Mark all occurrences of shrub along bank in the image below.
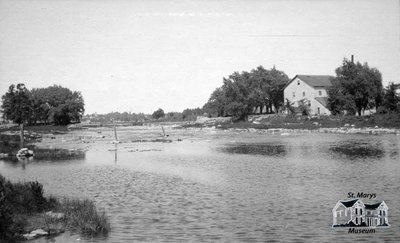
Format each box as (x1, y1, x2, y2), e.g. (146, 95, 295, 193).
(0, 174, 110, 242)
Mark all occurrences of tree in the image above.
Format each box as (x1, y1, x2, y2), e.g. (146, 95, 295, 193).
(247, 66, 289, 114)
(31, 85, 85, 125)
(182, 107, 203, 120)
(297, 98, 311, 116)
(222, 71, 254, 120)
(380, 82, 400, 113)
(268, 66, 290, 112)
(327, 79, 357, 115)
(203, 88, 226, 117)
(1, 84, 32, 146)
(284, 98, 295, 115)
(327, 58, 383, 116)
(152, 108, 165, 120)
(202, 66, 290, 120)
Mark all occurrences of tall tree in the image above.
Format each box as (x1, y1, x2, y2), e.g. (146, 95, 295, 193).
(381, 82, 400, 112)
(1, 84, 32, 147)
(222, 71, 254, 120)
(203, 66, 290, 120)
(268, 66, 290, 112)
(31, 85, 84, 125)
(328, 58, 383, 116)
(203, 88, 226, 117)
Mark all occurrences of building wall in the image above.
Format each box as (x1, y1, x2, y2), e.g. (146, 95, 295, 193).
(333, 204, 351, 226)
(284, 77, 331, 115)
(313, 99, 331, 115)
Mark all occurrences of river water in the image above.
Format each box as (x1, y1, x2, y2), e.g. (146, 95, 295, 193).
(1, 127, 400, 242)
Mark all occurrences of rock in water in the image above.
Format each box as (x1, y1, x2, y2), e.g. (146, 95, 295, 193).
(16, 148, 34, 158)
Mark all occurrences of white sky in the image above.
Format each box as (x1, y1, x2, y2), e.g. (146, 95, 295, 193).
(0, 0, 399, 114)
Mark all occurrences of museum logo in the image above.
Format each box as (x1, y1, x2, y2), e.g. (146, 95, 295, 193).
(332, 196, 390, 234)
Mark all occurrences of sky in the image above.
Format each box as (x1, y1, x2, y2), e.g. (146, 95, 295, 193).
(0, 0, 399, 114)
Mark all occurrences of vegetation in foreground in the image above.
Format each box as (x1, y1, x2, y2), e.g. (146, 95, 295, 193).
(0, 174, 109, 242)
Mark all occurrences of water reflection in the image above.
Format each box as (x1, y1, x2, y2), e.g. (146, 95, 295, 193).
(220, 143, 287, 157)
(329, 140, 385, 159)
(34, 148, 86, 160)
(0, 142, 86, 162)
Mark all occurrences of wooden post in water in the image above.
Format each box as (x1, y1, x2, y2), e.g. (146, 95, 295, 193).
(161, 126, 166, 137)
(114, 125, 118, 141)
(19, 123, 24, 148)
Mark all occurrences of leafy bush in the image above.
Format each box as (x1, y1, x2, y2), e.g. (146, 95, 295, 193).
(0, 174, 110, 241)
(0, 175, 53, 241)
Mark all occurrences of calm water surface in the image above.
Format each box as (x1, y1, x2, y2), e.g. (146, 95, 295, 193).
(1, 127, 400, 242)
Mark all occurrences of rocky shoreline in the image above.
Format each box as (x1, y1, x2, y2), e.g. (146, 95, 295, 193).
(180, 125, 400, 135)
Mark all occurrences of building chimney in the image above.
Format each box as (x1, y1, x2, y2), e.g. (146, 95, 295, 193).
(351, 55, 354, 63)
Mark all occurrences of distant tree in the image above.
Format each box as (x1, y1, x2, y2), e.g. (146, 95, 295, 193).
(380, 82, 400, 113)
(152, 108, 165, 120)
(84, 112, 148, 123)
(327, 58, 383, 116)
(1, 84, 32, 146)
(182, 107, 203, 120)
(166, 112, 183, 121)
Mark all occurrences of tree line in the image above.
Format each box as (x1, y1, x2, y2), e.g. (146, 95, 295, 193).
(202, 66, 289, 120)
(1, 84, 85, 126)
(85, 107, 204, 123)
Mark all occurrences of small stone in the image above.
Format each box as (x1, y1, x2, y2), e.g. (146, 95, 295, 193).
(31, 229, 48, 235)
(23, 233, 37, 240)
(46, 211, 65, 219)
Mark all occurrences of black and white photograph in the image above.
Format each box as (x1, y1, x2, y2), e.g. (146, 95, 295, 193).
(0, 0, 399, 242)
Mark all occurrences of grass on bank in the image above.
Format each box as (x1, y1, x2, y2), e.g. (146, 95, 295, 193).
(210, 113, 400, 130)
(0, 174, 110, 242)
(0, 124, 69, 133)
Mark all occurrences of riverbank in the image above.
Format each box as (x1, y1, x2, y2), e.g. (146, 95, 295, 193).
(0, 174, 110, 242)
(179, 113, 400, 132)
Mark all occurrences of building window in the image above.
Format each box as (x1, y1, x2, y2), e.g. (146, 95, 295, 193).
(302, 91, 305, 97)
(319, 90, 322, 96)
(292, 92, 295, 98)
(317, 107, 320, 114)
(297, 80, 300, 85)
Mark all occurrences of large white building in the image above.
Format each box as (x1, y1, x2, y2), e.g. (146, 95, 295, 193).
(283, 75, 334, 115)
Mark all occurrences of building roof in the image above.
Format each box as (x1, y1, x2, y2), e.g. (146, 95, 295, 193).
(284, 75, 334, 90)
(365, 202, 383, 210)
(341, 199, 359, 207)
(297, 75, 334, 87)
(315, 97, 329, 108)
